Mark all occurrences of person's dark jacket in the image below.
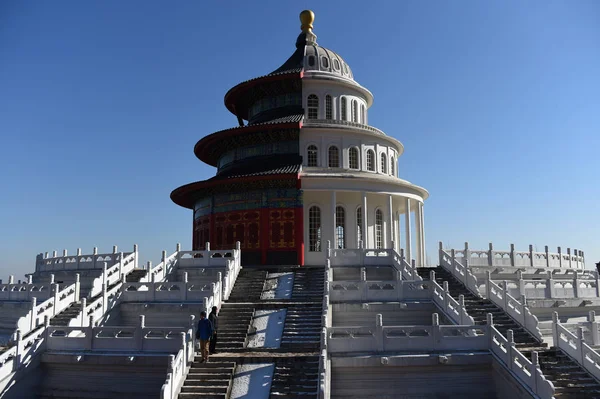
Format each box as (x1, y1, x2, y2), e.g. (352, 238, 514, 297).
(208, 311, 218, 333)
(196, 318, 213, 340)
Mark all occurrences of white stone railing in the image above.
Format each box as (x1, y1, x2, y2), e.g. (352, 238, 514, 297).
(489, 318, 555, 398)
(88, 252, 137, 299)
(445, 242, 585, 270)
(141, 243, 241, 301)
(35, 245, 138, 273)
(330, 279, 431, 302)
(328, 245, 422, 281)
(501, 273, 600, 299)
(47, 314, 194, 352)
(327, 313, 486, 353)
(121, 279, 222, 306)
(141, 249, 179, 283)
(0, 326, 46, 384)
(430, 274, 475, 325)
(0, 283, 54, 302)
(318, 263, 331, 399)
(485, 275, 543, 341)
(439, 245, 481, 296)
(303, 118, 386, 136)
(68, 280, 123, 328)
(552, 311, 600, 382)
(554, 311, 599, 346)
(13, 279, 80, 340)
(161, 317, 195, 399)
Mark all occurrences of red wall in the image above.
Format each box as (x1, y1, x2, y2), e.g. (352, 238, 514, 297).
(193, 207, 304, 265)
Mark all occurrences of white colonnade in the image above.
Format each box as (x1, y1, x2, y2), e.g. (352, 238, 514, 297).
(303, 190, 426, 266)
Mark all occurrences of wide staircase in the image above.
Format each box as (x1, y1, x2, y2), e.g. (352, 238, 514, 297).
(418, 266, 600, 398)
(215, 304, 253, 353)
(291, 269, 325, 301)
(270, 356, 320, 398)
(179, 360, 236, 398)
(280, 303, 322, 352)
(227, 269, 267, 302)
(176, 266, 323, 398)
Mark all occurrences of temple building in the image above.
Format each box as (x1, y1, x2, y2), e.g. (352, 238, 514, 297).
(171, 10, 428, 267)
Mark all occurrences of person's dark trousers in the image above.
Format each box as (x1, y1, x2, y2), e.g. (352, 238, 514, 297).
(209, 333, 218, 354)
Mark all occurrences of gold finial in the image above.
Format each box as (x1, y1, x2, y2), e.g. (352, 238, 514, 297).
(300, 10, 315, 33)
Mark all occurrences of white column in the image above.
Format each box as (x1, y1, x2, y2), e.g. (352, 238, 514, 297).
(415, 202, 423, 266)
(420, 202, 426, 266)
(404, 198, 412, 261)
(331, 191, 337, 249)
(388, 195, 394, 249)
(362, 191, 368, 248)
(394, 211, 400, 253)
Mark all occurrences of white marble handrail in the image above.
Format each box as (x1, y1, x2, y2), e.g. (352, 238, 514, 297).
(141, 243, 242, 301)
(498, 274, 600, 299)
(430, 275, 475, 325)
(0, 284, 54, 301)
(552, 312, 600, 382)
(485, 276, 543, 341)
(0, 326, 46, 384)
(47, 316, 194, 352)
(327, 314, 486, 353)
(328, 245, 422, 281)
(439, 246, 481, 296)
(88, 252, 137, 299)
(68, 280, 123, 328)
(444, 242, 585, 269)
(330, 280, 431, 302)
(13, 280, 80, 340)
(36, 245, 138, 273)
(160, 319, 195, 399)
(121, 280, 222, 306)
(489, 323, 555, 398)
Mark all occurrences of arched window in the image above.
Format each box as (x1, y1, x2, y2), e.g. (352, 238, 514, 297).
(381, 153, 387, 174)
(333, 59, 340, 70)
(308, 56, 315, 67)
(322, 57, 329, 69)
(307, 94, 319, 119)
(356, 207, 363, 246)
(361, 104, 366, 123)
(335, 206, 346, 249)
(390, 157, 395, 176)
(375, 209, 383, 249)
(352, 100, 358, 122)
(309, 206, 321, 252)
(328, 146, 340, 168)
(366, 150, 375, 171)
(307, 145, 318, 167)
(341, 97, 347, 121)
(325, 95, 333, 120)
(349, 147, 359, 169)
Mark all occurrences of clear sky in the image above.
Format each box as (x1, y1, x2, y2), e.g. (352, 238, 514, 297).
(1, 1, 599, 278)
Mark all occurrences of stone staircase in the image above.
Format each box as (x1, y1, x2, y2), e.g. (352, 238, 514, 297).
(418, 266, 600, 398)
(291, 269, 325, 301)
(227, 269, 267, 302)
(280, 303, 322, 352)
(270, 356, 320, 398)
(179, 360, 235, 398)
(126, 269, 147, 282)
(50, 301, 83, 326)
(215, 304, 254, 353)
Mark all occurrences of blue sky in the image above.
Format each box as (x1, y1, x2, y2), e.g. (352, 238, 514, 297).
(1, 1, 598, 277)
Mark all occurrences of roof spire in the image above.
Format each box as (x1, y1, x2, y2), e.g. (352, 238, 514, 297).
(300, 10, 317, 45)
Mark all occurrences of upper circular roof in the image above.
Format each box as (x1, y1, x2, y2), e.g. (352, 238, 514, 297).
(303, 45, 354, 80)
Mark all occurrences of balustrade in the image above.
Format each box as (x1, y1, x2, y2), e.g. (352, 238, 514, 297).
(442, 242, 585, 270)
